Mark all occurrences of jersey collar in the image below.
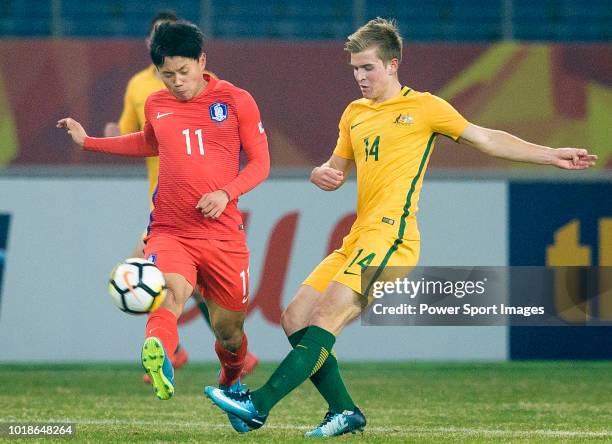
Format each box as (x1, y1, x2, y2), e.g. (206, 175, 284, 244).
(369, 85, 413, 107)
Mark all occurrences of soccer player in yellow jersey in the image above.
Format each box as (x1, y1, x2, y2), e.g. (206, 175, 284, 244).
(104, 11, 258, 383)
(205, 18, 597, 435)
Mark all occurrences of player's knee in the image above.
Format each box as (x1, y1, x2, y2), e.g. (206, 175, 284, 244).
(280, 309, 289, 331)
(218, 330, 244, 352)
(163, 281, 192, 317)
(280, 308, 293, 333)
(308, 303, 327, 327)
(280, 306, 305, 336)
(161, 290, 183, 317)
(309, 301, 342, 333)
(213, 322, 244, 351)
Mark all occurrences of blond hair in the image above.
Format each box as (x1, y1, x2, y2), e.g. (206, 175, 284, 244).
(345, 18, 403, 64)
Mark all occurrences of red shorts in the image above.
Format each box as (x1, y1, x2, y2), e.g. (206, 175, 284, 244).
(144, 234, 250, 311)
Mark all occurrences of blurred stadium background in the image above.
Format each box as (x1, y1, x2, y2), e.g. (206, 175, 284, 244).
(0, 1, 610, 441)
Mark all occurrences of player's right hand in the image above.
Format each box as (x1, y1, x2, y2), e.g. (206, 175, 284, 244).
(311, 166, 344, 191)
(57, 117, 88, 147)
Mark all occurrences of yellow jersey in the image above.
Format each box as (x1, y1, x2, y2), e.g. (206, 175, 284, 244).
(333, 86, 469, 240)
(118, 65, 217, 206)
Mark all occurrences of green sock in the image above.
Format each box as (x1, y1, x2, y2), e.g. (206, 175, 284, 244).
(194, 290, 212, 328)
(288, 327, 356, 413)
(251, 326, 335, 415)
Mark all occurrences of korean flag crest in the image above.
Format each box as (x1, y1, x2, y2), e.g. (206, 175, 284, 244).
(209, 102, 228, 122)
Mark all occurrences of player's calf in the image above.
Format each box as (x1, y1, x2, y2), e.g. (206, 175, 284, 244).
(240, 351, 259, 379)
(215, 335, 248, 387)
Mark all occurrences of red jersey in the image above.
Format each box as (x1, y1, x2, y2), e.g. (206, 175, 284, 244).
(84, 74, 269, 240)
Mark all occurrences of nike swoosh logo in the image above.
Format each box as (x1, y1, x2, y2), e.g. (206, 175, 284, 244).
(242, 296, 248, 304)
(296, 345, 308, 349)
(216, 390, 252, 415)
(350, 121, 365, 130)
(156, 112, 173, 119)
(227, 401, 251, 415)
(343, 269, 359, 276)
(123, 271, 136, 293)
(123, 271, 142, 301)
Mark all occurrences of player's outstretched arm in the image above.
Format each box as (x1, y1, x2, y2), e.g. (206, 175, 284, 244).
(58, 117, 158, 157)
(311, 154, 354, 191)
(458, 123, 598, 170)
(57, 118, 88, 147)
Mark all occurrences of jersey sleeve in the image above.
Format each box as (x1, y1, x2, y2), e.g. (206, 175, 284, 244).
(421, 93, 470, 141)
(118, 78, 141, 134)
(84, 100, 158, 156)
(83, 130, 158, 156)
(221, 90, 270, 201)
(142, 99, 158, 148)
(332, 104, 354, 160)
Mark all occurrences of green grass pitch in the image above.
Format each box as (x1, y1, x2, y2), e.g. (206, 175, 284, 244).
(1, 362, 611, 443)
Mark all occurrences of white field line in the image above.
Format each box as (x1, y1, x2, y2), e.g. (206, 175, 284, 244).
(6, 418, 611, 438)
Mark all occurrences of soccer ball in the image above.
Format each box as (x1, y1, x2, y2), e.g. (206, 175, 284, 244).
(108, 258, 166, 314)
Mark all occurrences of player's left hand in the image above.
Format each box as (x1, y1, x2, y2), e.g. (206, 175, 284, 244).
(551, 148, 598, 170)
(196, 190, 230, 219)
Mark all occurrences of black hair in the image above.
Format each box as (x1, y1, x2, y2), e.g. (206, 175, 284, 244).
(148, 10, 179, 35)
(150, 21, 205, 67)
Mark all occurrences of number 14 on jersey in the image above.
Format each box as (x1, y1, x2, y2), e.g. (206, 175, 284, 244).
(364, 136, 380, 162)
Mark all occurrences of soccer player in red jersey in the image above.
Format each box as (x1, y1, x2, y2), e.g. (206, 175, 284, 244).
(58, 21, 269, 431)
(104, 10, 259, 384)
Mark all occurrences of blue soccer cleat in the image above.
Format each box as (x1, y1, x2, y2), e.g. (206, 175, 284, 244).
(304, 407, 367, 437)
(204, 386, 268, 430)
(141, 337, 175, 400)
(218, 377, 252, 433)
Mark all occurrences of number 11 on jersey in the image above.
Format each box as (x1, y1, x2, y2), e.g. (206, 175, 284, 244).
(182, 128, 204, 155)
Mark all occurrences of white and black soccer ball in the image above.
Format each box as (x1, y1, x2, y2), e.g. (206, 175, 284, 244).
(108, 258, 166, 314)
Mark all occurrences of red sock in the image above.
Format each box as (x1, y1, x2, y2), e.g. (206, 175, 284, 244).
(145, 307, 178, 361)
(215, 334, 248, 387)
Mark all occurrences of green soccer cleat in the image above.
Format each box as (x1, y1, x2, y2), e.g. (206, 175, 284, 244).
(141, 337, 175, 400)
